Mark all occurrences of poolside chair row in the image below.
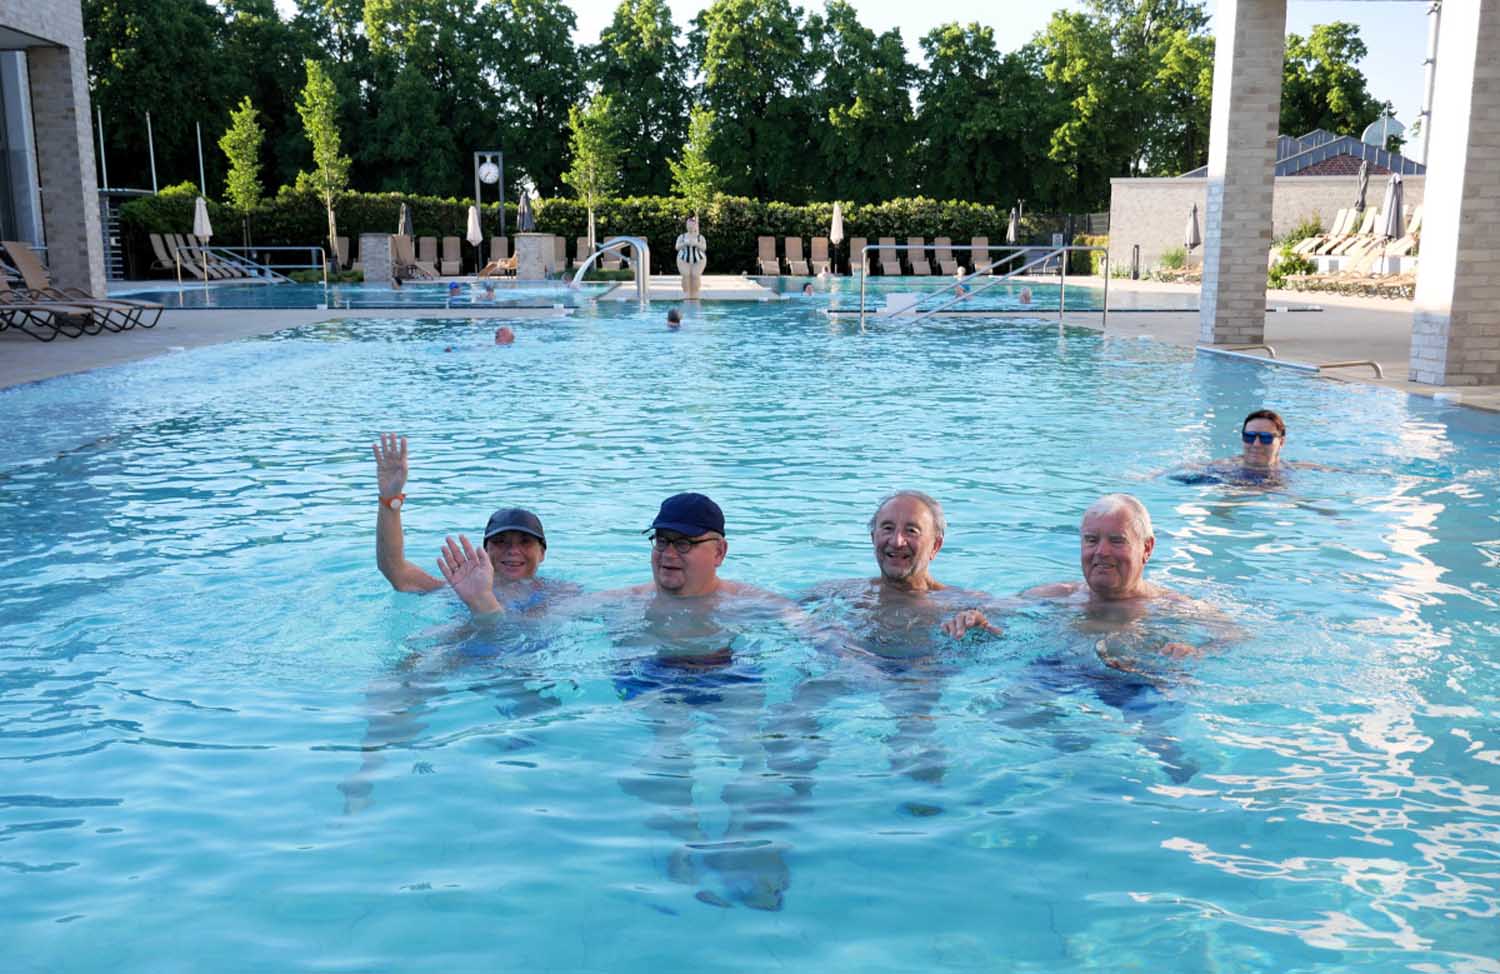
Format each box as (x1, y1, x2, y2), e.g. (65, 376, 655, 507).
(148, 233, 265, 282)
(1, 240, 162, 341)
(757, 235, 1017, 277)
(1289, 205, 1423, 260)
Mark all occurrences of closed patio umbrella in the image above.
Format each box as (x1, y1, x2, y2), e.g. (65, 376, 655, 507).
(1184, 203, 1201, 252)
(829, 201, 844, 273)
(516, 193, 535, 233)
(1380, 173, 1404, 239)
(466, 204, 483, 271)
(1005, 207, 1018, 245)
(398, 203, 414, 238)
(1354, 159, 1369, 214)
(193, 195, 213, 242)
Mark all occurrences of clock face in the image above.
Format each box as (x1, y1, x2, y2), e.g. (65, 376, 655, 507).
(478, 161, 501, 185)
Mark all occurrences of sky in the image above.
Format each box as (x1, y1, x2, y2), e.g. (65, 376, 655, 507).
(565, 0, 1433, 136)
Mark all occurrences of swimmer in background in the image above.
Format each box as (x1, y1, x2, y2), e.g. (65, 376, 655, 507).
(494, 326, 515, 345)
(666, 307, 682, 330)
(952, 268, 969, 296)
(1168, 409, 1322, 486)
(390, 274, 403, 290)
(801, 282, 814, 296)
(1018, 286, 1032, 305)
(481, 281, 497, 301)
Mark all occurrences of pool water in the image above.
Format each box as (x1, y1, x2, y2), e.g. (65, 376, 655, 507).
(2, 302, 1497, 972)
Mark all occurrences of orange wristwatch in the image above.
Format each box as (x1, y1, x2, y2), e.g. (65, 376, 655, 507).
(380, 493, 405, 511)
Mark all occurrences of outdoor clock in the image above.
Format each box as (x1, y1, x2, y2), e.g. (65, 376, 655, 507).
(478, 161, 501, 184)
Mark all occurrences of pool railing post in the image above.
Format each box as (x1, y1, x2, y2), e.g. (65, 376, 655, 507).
(1059, 245, 1067, 323)
(1101, 250, 1110, 332)
(859, 242, 868, 334)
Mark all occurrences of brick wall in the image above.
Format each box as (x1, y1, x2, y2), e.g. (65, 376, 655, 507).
(1108, 174, 1428, 274)
(0, 0, 105, 295)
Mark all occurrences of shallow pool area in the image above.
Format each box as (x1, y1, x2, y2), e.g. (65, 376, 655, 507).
(2, 300, 1497, 971)
(120, 278, 615, 309)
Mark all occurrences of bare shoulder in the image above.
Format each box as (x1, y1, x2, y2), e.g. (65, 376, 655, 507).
(721, 579, 794, 605)
(1022, 581, 1083, 600)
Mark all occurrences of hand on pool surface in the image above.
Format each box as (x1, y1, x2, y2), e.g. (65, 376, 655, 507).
(373, 432, 409, 497)
(940, 609, 1003, 639)
(438, 534, 502, 615)
(1159, 641, 1203, 658)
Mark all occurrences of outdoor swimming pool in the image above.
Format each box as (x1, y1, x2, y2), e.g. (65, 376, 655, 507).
(2, 300, 1496, 971)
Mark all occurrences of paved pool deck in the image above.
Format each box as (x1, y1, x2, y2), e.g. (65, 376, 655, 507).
(1, 275, 1496, 411)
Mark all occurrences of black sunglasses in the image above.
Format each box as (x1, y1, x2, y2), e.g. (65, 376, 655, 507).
(1242, 431, 1281, 444)
(650, 534, 720, 554)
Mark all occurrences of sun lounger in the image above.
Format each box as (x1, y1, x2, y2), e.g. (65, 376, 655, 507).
(756, 236, 780, 275)
(809, 237, 831, 275)
(391, 234, 435, 279)
(971, 237, 991, 273)
(933, 237, 958, 275)
(160, 234, 209, 280)
(551, 236, 567, 275)
(418, 236, 438, 268)
(1291, 209, 1346, 256)
(1384, 204, 1423, 258)
(3, 241, 162, 329)
(906, 237, 931, 275)
(847, 237, 868, 276)
(439, 236, 461, 275)
(877, 237, 901, 276)
(785, 237, 810, 276)
(147, 233, 179, 275)
(489, 236, 510, 261)
(0, 290, 104, 340)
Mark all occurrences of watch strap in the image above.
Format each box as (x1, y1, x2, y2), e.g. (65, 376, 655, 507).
(379, 493, 406, 511)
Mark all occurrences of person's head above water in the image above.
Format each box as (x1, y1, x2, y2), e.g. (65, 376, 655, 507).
(483, 507, 547, 582)
(644, 492, 726, 597)
(495, 326, 515, 345)
(867, 490, 946, 591)
(801, 282, 814, 296)
(666, 307, 682, 329)
(1078, 494, 1155, 601)
(1240, 409, 1286, 469)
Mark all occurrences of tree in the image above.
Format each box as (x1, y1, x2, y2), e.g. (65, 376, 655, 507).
(295, 59, 350, 255)
(562, 96, 623, 250)
(588, 0, 689, 196)
(669, 105, 721, 220)
(218, 96, 264, 245)
(491, 0, 584, 197)
(693, 0, 820, 202)
(807, 2, 916, 204)
(1281, 23, 1387, 137)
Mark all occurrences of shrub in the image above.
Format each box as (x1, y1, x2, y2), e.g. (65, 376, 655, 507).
(1268, 243, 1315, 289)
(1070, 234, 1108, 275)
(1275, 214, 1324, 247)
(1157, 246, 1187, 270)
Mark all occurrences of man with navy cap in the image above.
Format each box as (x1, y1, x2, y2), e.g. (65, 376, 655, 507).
(372, 432, 555, 605)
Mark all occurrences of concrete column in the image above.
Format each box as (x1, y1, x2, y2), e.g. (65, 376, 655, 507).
(1198, 0, 1286, 346)
(1409, 0, 1500, 387)
(515, 233, 550, 280)
(26, 44, 105, 296)
(360, 234, 391, 286)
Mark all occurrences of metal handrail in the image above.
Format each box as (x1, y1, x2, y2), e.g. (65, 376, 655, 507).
(570, 236, 650, 303)
(1318, 359, 1385, 378)
(1225, 343, 1277, 358)
(857, 243, 1110, 333)
(173, 243, 317, 288)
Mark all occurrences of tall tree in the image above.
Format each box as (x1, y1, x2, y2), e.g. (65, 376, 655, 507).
(83, 0, 229, 192)
(692, 0, 820, 202)
(807, 2, 916, 204)
(588, 0, 689, 196)
(562, 95, 623, 249)
(491, 0, 584, 198)
(1280, 23, 1387, 137)
(295, 59, 350, 254)
(220, 0, 312, 193)
(218, 96, 264, 244)
(669, 105, 721, 220)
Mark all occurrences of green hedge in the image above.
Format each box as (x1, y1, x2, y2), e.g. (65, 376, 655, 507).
(120, 185, 1061, 277)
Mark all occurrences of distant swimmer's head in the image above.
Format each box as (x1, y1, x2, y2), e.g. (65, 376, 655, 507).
(802, 282, 814, 296)
(495, 326, 515, 345)
(1240, 409, 1286, 469)
(484, 507, 547, 580)
(666, 308, 682, 329)
(644, 493, 727, 597)
(868, 491, 946, 587)
(1079, 494, 1154, 601)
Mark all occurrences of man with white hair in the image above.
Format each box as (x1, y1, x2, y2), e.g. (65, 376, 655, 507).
(943, 494, 1217, 656)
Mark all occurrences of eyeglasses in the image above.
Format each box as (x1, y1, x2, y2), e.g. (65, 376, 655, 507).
(1242, 431, 1281, 445)
(650, 534, 720, 554)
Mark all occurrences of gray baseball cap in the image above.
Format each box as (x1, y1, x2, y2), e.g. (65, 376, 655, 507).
(483, 508, 546, 548)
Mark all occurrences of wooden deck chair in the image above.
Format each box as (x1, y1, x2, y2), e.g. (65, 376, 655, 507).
(785, 237, 810, 276)
(877, 237, 901, 276)
(418, 236, 438, 267)
(440, 236, 462, 276)
(1330, 209, 1380, 256)
(0, 252, 147, 332)
(971, 237, 991, 273)
(1314, 208, 1361, 255)
(847, 236, 868, 276)
(809, 237, 831, 275)
(933, 237, 958, 275)
(756, 236, 781, 275)
(906, 237, 931, 275)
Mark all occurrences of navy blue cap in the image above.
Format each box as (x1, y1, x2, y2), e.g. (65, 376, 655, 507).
(644, 492, 725, 537)
(484, 508, 546, 547)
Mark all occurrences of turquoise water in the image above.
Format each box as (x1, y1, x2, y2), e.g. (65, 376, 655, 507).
(2, 302, 1498, 972)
